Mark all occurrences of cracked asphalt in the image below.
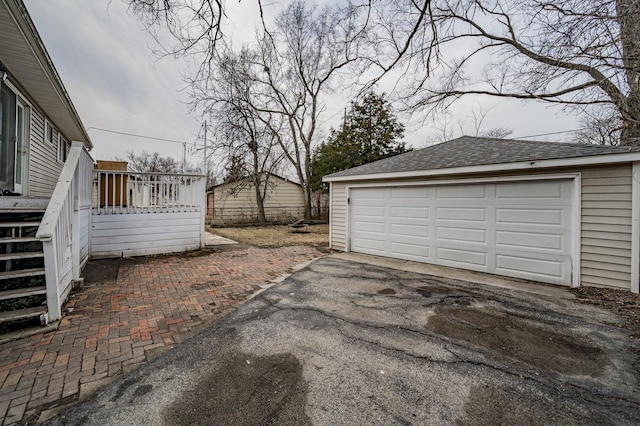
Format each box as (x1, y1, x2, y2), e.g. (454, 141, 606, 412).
(46, 256, 640, 425)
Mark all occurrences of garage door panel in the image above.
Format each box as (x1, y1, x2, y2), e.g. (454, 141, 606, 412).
(496, 208, 565, 226)
(496, 254, 568, 283)
(352, 220, 385, 233)
(390, 241, 430, 259)
(437, 226, 486, 243)
(391, 187, 430, 199)
(353, 187, 386, 199)
(349, 180, 574, 286)
(437, 247, 488, 267)
(436, 207, 486, 222)
(496, 181, 563, 199)
(496, 230, 565, 251)
(390, 206, 429, 220)
(436, 185, 486, 199)
(351, 237, 385, 254)
(352, 205, 384, 216)
(391, 223, 429, 237)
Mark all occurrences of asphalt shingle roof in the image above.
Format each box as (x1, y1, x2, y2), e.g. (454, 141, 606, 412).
(325, 136, 634, 179)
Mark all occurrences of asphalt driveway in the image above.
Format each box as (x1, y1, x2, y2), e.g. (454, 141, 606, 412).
(46, 256, 640, 425)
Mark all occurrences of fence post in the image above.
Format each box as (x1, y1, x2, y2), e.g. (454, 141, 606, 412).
(42, 238, 61, 323)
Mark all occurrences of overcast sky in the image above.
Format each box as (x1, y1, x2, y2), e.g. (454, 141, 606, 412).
(22, 0, 581, 173)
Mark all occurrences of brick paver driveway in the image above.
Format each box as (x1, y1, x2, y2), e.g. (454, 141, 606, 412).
(0, 245, 323, 425)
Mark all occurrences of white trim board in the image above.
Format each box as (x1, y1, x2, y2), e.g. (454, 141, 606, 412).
(342, 173, 579, 188)
(631, 162, 640, 293)
(328, 182, 333, 249)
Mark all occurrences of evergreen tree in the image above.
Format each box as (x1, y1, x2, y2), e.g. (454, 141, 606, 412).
(311, 92, 410, 192)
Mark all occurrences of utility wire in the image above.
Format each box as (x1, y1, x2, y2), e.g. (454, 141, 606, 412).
(86, 127, 187, 144)
(512, 128, 584, 140)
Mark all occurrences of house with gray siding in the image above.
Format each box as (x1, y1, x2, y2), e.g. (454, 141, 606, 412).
(0, 0, 206, 339)
(324, 136, 640, 293)
(0, 0, 95, 336)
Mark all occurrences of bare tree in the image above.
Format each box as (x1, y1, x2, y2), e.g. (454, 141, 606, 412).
(246, 2, 366, 220)
(481, 127, 514, 139)
(367, 0, 639, 145)
(120, 150, 181, 173)
(425, 104, 513, 145)
(126, 1, 640, 146)
(197, 48, 286, 223)
(572, 107, 623, 146)
(124, 0, 228, 80)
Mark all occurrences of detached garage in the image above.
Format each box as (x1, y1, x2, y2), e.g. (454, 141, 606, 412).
(323, 136, 640, 293)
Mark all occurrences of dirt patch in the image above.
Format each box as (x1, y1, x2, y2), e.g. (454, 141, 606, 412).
(208, 225, 329, 251)
(164, 353, 310, 426)
(83, 258, 121, 284)
(426, 305, 605, 376)
(572, 286, 640, 339)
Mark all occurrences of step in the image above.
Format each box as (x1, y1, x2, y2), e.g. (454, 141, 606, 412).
(0, 321, 58, 345)
(0, 237, 40, 244)
(0, 306, 47, 323)
(0, 197, 48, 210)
(0, 222, 41, 228)
(0, 286, 46, 301)
(0, 252, 43, 261)
(0, 268, 45, 280)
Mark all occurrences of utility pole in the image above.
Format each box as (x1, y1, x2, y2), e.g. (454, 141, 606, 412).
(182, 142, 186, 173)
(203, 121, 207, 185)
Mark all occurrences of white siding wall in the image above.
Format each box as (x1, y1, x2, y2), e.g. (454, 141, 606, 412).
(91, 212, 202, 258)
(330, 182, 347, 250)
(28, 108, 63, 197)
(581, 165, 632, 289)
(213, 177, 305, 224)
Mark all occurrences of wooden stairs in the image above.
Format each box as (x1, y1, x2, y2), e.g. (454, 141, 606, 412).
(0, 199, 56, 341)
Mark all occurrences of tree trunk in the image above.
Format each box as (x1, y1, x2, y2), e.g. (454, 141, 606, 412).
(303, 182, 312, 221)
(621, 114, 640, 146)
(618, 0, 640, 145)
(253, 174, 267, 223)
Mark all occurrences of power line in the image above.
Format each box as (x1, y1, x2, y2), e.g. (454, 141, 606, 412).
(86, 127, 187, 145)
(512, 128, 584, 140)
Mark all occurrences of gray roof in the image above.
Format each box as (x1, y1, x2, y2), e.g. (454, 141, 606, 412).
(325, 136, 634, 178)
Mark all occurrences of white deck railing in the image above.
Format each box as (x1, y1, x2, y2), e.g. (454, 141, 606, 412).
(91, 170, 206, 258)
(93, 171, 204, 215)
(36, 142, 94, 323)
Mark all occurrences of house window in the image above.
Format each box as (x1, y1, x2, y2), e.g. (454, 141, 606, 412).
(45, 120, 54, 144)
(57, 135, 68, 162)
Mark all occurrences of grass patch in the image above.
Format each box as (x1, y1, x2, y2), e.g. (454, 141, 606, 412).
(208, 224, 329, 250)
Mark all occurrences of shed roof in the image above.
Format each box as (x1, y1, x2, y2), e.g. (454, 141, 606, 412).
(208, 172, 301, 192)
(324, 136, 635, 180)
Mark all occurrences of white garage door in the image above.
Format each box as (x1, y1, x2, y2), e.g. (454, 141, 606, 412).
(349, 180, 574, 285)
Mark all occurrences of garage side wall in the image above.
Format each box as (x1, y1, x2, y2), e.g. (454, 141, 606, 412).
(330, 183, 347, 250)
(580, 165, 632, 289)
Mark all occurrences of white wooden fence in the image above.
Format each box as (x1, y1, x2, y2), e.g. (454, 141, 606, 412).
(91, 170, 206, 258)
(36, 142, 94, 323)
